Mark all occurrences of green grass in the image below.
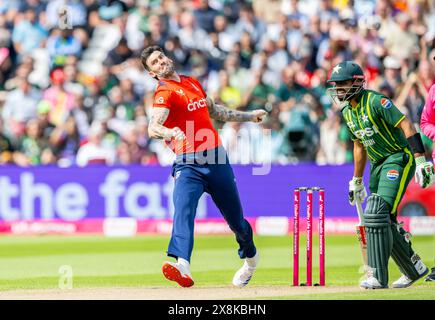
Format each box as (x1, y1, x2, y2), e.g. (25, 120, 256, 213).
(0, 234, 433, 299)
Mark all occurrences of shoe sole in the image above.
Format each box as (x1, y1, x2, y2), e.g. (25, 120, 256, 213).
(392, 268, 429, 288)
(162, 262, 194, 288)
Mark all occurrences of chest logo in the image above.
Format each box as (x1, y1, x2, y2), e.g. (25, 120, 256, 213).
(361, 114, 369, 123)
(176, 89, 184, 96)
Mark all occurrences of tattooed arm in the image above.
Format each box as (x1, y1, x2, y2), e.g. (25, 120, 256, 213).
(206, 96, 267, 123)
(148, 107, 185, 141)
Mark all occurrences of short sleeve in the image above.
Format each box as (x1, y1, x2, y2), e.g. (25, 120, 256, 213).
(153, 89, 172, 109)
(373, 95, 405, 127)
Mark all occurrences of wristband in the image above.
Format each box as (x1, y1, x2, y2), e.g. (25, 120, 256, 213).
(407, 133, 425, 155)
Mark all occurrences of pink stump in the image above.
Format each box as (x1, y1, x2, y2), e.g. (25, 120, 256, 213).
(293, 189, 300, 286)
(319, 189, 325, 286)
(306, 189, 313, 286)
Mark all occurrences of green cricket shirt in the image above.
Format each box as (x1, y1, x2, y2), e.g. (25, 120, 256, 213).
(341, 90, 408, 163)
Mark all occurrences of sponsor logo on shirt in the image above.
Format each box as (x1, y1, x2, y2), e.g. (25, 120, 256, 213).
(156, 96, 165, 104)
(354, 126, 378, 138)
(187, 98, 207, 111)
(386, 169, 399, 180)
(381, 98, 392, 109)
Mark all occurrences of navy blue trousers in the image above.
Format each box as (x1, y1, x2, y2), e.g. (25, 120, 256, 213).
(167, 147, 257, 262)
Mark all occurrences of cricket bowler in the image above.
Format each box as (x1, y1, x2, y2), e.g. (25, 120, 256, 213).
(141, 46, 266, 288)
(327, 61, 433, 289)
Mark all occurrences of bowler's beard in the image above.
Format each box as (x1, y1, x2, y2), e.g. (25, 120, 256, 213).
(158, 62, 175, 78)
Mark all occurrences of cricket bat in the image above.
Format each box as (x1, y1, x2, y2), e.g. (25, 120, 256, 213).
(355, 198, 368, 272)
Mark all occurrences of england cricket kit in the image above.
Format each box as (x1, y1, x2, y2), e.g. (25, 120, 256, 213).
(153, 76, 256, 262)
(341, 89, 416, 214)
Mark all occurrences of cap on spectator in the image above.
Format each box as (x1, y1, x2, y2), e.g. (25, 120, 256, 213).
(37, 100, 51, 114)
(50, 68, 65, 85)
(384, 56, 401, 69)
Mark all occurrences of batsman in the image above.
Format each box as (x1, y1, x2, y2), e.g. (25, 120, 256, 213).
(327, 61, 433, 289)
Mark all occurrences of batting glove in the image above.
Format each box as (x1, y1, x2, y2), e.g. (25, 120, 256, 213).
(414, 156, 435, 188)
(348, 177, 367, 206)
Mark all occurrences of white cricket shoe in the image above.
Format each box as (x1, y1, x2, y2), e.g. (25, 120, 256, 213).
(232, 252, 259, 288)
(162, 261, 194, 287)
(392, 267, 429, 289)
(360, 276, 388, 289)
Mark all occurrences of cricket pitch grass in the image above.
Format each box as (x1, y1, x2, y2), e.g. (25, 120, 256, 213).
(0, 234, 433, 300)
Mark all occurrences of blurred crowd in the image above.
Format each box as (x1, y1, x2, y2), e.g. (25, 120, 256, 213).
(0, 0, 434, 167)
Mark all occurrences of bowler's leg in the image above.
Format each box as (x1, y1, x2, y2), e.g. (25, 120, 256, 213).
(167, 165, 205, 262)
(207, 162, 256, 259)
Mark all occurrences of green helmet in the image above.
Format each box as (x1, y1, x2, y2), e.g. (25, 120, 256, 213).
(326, 61, 365, 104)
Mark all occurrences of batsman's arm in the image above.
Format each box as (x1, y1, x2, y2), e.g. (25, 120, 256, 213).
(206, 96, 266, 123)
(397, 117, 425, 158)
(148, 108, 175, 141)
(353, 140, 367, 178)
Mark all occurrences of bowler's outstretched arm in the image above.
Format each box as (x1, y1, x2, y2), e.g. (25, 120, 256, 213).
(206, 97, 265, 123)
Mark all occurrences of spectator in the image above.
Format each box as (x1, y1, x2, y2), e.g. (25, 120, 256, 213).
(243, 68, 275, 112)
(104, 37, 134, 74)
(212, 14, 237, 53)
(12, 7, 48, 62)
(384, 12, 419, 61)
(379, 56, 402, 91)
(36, 99, 56, 138)
(217, 70, 242, 110)
(275, 65, 310, 106)
(2, 76, 41, 141)
(0, 118, 15, 164)
(234, 3, 266, 45)
(14, 118, 53, 165)
(76, 121, 116, 166)
(43, 68, 75, 127)
(193, 0, 219, 33)
(177, 10, 210, 51)
(46, 28, 83, 68)
(125, 0, 152, 51)
(395, 72, 428, 124)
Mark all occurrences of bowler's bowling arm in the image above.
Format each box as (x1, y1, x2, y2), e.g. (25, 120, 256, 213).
(206, 96, 254, 122)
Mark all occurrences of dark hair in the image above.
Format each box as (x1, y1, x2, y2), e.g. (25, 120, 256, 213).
(140, 45, 164, 71)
